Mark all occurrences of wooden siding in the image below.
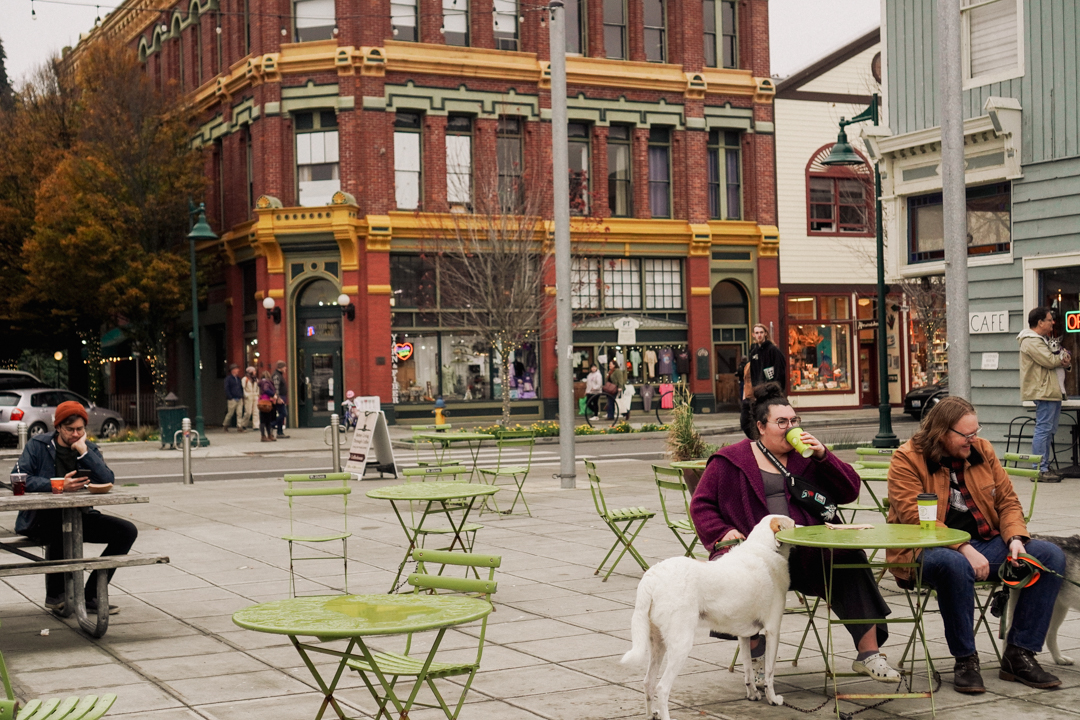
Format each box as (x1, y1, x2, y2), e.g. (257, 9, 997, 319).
(885, 0, 1079, 163)
(968, 157, 1080, 445)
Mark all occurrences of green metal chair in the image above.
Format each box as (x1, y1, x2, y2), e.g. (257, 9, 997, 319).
(347, 549, 499, 720)
(477, 437, 535, 516)
(585, 459, 655, 581)
(282, 473, 352, 597)
(401, 466, 483, 552)
(1003, 452, 1042, 523)
(407, 424, 453, 464)
(651, 465, 698, 558)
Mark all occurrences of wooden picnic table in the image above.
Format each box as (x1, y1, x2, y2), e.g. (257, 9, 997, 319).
(0, 491, 169, 637)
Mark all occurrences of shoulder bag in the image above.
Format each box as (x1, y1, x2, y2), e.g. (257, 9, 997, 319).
(756, 441, 838, 523)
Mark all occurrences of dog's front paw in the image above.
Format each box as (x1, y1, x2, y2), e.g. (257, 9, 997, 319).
(745, 683, 762, 701)
(1055, 654, 1075, 666)
(767, 692, 784, 707)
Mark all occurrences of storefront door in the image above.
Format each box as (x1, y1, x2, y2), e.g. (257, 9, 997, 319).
(295, 280, 344, 427)
(714, 344, 742, 408)
(859, 341, 878, 407)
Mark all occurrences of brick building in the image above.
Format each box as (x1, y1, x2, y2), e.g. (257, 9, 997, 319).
(71, 0, 779, 426)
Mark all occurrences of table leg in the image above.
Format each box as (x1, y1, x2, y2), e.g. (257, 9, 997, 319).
(292, 636, 356, 720)
(386, 501, 421, 594)
(349, 630, 448, 720)
(61, 509, 109, 638)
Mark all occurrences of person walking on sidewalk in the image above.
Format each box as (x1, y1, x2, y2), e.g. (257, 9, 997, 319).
(241, 366, 260, 430)
(1018, 307, 1072, 482)
(740, 324, 787, 439)
(223, 364, 245, 432)
(604, 359, 626, 422)
(272, 360, 289, 438)
(585, 364, 603, 421)
(257, 372, 279, 442)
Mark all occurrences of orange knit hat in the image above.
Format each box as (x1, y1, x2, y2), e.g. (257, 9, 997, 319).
(54, 401, 88, 427)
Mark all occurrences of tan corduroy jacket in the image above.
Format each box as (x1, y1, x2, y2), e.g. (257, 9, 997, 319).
(885, 437, 1027, 582)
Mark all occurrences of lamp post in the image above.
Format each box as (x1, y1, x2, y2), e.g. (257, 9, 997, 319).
(53, 351, 63, 387)
(132, 350, 141, 428)
(187, 203, 218, 446)
(823, 94, 898, 448)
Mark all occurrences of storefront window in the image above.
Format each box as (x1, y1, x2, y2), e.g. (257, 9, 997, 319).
(1043, 265, 1080, 397)
(787, 296, 853, 393)
(394, 333, 440, 402)
(440, 335, 491, 401)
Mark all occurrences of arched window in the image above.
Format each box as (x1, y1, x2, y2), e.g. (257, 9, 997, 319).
(805, 144, 873, 236)
(298, 279, 341, 307)
(711, 280, 748, 325)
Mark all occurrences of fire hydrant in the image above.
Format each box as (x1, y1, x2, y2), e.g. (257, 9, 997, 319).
(433, 397, 447, 425)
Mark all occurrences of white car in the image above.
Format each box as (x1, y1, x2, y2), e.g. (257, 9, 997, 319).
(0, 387, 125, 444)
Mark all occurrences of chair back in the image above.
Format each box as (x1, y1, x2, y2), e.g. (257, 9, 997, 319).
(494, 437, 535, 468)
(492, 430, 533, 439)
(402, 465, 470, 482)
(283, 472, 352, 532)
(1002, 453, 1042, 522)
(411, 424, 452, 434)
(584, 459, 610, 518)
(856, 447, 896, 458)
(652, 465, 693, 528)
(409, 549, 500, 666)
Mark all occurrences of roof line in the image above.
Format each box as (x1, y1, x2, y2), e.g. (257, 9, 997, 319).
(775, 27, 880, 97)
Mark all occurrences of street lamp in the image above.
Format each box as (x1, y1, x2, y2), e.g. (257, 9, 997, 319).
(187, 202, 218, 446)
(823, 94, 898, 448)
(132, 350, 141, 428)
(53, 351, 62, 387)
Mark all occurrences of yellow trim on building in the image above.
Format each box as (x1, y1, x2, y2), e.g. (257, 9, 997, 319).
(690, 287, 712, 296)
(368, 285, 392, 295)
(268, 288, 285, 299)
(760, 288, 780, 297)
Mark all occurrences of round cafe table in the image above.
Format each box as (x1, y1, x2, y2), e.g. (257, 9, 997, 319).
(774, 524, 969, 716)
(233, 593, 491, 720)
(415, 432, 495, 482)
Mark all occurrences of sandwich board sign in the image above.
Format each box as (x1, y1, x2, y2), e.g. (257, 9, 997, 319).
(344, 397, 397, 479)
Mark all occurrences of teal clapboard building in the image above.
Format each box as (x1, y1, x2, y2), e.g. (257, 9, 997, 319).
(876, 0, 1080, 450)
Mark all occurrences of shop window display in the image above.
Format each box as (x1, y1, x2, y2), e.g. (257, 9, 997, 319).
(393, 333, 440, 403)
(789, 324, 852, 391)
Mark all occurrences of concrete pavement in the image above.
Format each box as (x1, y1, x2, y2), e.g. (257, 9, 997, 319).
(0, 445, 1078, 719)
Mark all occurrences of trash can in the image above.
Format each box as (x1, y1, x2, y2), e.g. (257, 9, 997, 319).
(158, 406, 188, 449)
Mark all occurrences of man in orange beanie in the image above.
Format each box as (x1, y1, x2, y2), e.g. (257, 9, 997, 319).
(11, 401, 137, 615)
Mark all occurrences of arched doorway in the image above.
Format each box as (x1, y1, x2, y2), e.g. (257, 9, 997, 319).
(711, 280, 749, 408)
(295, 279, 344, 427)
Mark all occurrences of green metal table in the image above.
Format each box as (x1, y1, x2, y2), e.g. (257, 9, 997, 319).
(775, 524, 969, 717)
(415, 432, 495, 482)
(233, 593, 491, 720)
(367, 482, 499, 593)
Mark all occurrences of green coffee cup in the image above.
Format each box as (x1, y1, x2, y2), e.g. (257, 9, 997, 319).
(917, 493, 937, 530)
(785, 427, 813, 458)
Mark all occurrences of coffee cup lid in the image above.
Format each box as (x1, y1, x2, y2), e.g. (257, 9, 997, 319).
(917, 493, 937, 501)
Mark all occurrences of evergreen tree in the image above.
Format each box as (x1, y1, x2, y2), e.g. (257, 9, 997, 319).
(0, 37, 14, 112)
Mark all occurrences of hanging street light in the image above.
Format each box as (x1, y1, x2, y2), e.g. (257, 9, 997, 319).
(187, 202, 218, 446)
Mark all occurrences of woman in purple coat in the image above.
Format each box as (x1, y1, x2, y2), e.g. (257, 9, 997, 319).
(690, 383, 898, 683)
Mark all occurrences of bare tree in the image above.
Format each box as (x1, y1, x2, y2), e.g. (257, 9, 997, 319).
(422, 172, 553, 425)
(896, 274, 947, 383)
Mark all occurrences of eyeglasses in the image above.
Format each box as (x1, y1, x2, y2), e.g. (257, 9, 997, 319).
(767, 417, 802, 430)
(950, 427, 982, 441)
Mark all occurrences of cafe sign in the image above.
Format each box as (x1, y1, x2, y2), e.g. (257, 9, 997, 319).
(969, 310, 1009, 334)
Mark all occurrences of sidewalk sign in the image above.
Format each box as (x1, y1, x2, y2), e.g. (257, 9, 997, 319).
(344, 398, 397, 479)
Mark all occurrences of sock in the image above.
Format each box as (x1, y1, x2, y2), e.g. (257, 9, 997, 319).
(857, 650, 878, 661)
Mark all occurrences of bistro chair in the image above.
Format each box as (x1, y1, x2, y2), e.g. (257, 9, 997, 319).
(347, 549, 500, 720)
(282, 473, 352, 597)
(585, 459, 655, 581)
(1003, 452, 1042, 523)
(400, 465, 483, 553)
(651, 465, 699, 558)
(477, 437, 535, 516)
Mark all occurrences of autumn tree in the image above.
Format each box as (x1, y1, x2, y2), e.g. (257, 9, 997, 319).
(20, 42, 205, 399)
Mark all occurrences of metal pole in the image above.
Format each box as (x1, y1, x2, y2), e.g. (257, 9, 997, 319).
(549, 0, 576, 488)
(133, 351, 141, 428)
(330, 413, 342, 473)
(177, 417, 195, 484)
(189, 238, 208, 441)
(870, 96, 898, 448)
(16, 422, 26, 451)
(940, 0, 970, 400)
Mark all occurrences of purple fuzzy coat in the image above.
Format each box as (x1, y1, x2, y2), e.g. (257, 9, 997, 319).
(690, 438, 861, 559)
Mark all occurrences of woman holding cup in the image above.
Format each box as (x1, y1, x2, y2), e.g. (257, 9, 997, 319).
(690, 382, 900, 684)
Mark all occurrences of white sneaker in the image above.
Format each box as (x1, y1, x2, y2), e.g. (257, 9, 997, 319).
(852, 652, 900, 683)
(751, 656, 765, 688)
(589, 416, 599, 421)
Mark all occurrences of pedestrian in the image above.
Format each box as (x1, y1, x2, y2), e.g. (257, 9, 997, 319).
(1017, 307, 1072, 482)
(258, 371, 278, 442)
(605, 359, 626, 422)
(241, 366, 260, 430)
(13, 401, 138, 615)
(887, 396, 1064, 693)
(222, 364, 245, 432)
(585, 364, 603, 421)
(272, 360, 289, 439)
(740, 323, 786, 439)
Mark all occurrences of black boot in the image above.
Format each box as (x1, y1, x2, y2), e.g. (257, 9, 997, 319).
(1000, 644, 1061, 688)
(952, 653, 985, 694)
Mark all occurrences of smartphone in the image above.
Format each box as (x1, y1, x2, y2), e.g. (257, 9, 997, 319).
(73, 469, 92, 479)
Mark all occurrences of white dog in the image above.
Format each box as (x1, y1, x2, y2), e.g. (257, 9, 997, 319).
(1004, 534, 1080, 665)
(621, 514, 795, 719)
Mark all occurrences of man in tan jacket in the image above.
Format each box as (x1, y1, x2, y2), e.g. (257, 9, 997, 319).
(1018, 306, 1071, 482)
(887, 397, 1064, 694)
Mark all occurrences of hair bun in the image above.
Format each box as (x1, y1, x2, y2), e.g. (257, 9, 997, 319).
(752, 382, 785, 404)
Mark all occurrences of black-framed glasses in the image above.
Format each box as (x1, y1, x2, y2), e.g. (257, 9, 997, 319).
(768, 417, 802, 430)
(950, 427, 981, 441)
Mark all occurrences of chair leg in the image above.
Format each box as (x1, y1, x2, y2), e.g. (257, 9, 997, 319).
(599, 519, 650, 581)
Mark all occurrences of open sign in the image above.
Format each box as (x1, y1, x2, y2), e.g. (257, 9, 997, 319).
(1067, 310, 1080, 333)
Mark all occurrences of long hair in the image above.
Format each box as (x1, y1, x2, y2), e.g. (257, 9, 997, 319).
(750, 382, 789, 427)
(752, 323, 770, 342)
(911, 396, 976, 465)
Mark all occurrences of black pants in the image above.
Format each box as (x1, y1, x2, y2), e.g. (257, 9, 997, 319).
(586, 394, 600, 416)
(260, 409, 277, 438)
(605, 392, 618, 419)
(26, 510, 139, 601)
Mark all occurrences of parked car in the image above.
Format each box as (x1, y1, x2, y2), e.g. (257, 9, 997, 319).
(0, 388, 125, 445)
(904, 376, 949, 420)
(0, 370, 47, 391)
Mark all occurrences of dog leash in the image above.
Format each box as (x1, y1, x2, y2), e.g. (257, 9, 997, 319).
(989, 551, 1080, 638)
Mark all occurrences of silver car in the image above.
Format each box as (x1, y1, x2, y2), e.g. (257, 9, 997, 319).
(0, 388, 126, 442)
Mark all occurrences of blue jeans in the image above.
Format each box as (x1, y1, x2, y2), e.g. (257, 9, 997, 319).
(920, 537, 1064, 657)
(1032, 400, 1062, 472)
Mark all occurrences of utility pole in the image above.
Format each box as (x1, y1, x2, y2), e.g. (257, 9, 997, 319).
(549, 0, 575, 488)
(940, 0, 970, 400)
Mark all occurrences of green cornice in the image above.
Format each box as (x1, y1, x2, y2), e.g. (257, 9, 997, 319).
(191, 96, 258, 148)
(137, 0, 219, 61)
(370, 82, 540, 119)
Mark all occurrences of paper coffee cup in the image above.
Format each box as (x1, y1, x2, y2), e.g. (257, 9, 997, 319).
(785, 427, 814, 458)
(50, 478, 64, 494)
(917, 493, 937, 530)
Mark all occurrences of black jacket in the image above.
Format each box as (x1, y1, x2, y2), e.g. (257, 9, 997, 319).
(749, 340, 787, 391)
(12, 433, 114, 533)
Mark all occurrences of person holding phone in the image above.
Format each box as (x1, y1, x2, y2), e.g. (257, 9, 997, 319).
(10, 401, 137, 615)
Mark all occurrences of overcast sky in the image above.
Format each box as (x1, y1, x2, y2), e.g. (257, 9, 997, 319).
(1, 0, 879, 86)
